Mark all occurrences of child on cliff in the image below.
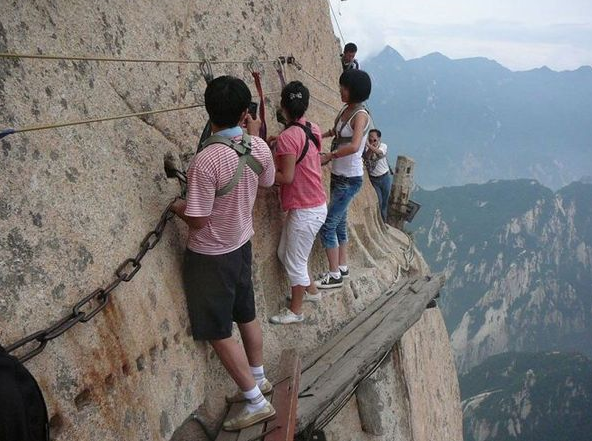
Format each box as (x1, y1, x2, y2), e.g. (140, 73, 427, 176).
(270, 81, 327, 325)
(316, 69, 372, 288)
(171, 76, 276, 431)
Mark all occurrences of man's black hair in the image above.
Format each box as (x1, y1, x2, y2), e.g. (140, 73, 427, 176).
(280, 81, 310, 120)
(344, 42, 358, 53)
(204, 76, 252, 127)
(339, 69, 371, 103)
(369, 129, 382, 138)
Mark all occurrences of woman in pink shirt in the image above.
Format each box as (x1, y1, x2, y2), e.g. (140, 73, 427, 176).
(270, 81, 328, 325)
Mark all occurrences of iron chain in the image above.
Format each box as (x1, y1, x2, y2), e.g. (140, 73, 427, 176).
(5, 198, 178, 363)
(73, 288, 109, 323)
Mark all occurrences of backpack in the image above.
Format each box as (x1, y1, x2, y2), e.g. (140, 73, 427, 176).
(362, 146, 380, 173)
(286, 121, 321, 164)
(330, 104, 372, 152)
(0, 345, 49, 441)
(197, 133, 263, 197)
(363, 143, 395, 175)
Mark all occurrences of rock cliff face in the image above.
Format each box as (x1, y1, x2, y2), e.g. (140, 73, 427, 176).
(0, 2, 462, 440)
(413, 180, 592, 373)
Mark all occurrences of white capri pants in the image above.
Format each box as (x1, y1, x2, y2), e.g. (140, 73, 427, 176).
(277, 204, 327, 287)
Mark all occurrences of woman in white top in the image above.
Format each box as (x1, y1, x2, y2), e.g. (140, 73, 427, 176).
(315, 69, 372, 289)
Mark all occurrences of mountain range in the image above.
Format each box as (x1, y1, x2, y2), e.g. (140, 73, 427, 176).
(461, 351, 592, 441)
(412, 178, 592, 440)
(365, 46, 592, 190)
(411, 179, 592, 373)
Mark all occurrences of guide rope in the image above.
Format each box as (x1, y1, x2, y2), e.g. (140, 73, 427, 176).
(0, 51, 278, 65)
(0, 103, 205, 139)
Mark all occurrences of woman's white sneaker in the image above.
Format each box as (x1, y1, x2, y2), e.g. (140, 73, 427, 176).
(269, 307, 304, 325)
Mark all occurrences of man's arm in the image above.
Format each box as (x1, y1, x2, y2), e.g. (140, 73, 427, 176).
(171, 199, 209, 230)
(256, 139, 276, 188)
(177, 153, 216, 229)
(366, 142, 386, 158)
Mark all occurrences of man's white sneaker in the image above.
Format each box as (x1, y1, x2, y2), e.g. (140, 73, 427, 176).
(222, 402, 276, 431)
(285, 291, 322, 302)
(269, 307, 304, 325)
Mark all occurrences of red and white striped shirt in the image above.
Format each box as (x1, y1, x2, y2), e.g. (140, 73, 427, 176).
(184, 135, 275, 255)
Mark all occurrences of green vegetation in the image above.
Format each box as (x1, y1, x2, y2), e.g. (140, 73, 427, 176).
(461, 352, 592, 441)
(413, 179, 553, 254)
(411, 180, 592, 356)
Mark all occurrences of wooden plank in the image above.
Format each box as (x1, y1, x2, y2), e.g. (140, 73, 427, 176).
(299, 279, 426, 392)
(297, 275, 443, 430)
(305, 279, 439, 399)
(301, 280, 411, 371)
(215, 403, 242, 441)
(266, 349, 301, 441)
(296, 274, 444, 432)
(216, 349, 302, 441)
(236, 415, 266, 441)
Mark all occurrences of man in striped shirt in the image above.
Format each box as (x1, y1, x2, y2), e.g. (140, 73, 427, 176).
(171, 76, 276, 431)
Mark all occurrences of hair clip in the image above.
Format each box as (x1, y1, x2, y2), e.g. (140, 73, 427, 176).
(289, 92, 303, 100)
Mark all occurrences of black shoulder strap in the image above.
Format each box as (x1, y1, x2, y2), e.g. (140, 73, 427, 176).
(333, 105, 348, 134)
(288, 121, 321, 164)
(332, 104, 370, 148)
(197, 120, 212, 153)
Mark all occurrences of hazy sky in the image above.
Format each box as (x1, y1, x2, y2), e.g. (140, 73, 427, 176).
(328, 0, 592, 71)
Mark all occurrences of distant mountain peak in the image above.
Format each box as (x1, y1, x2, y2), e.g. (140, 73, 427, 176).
(523, 65, 554, 74)
(379, 45, 405, 63)
(422, 51, 450, 61)
(456, 56, 509, 71)
(572, 65, 592, 75)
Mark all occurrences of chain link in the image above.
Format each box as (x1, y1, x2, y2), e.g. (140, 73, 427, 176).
(73, 289, 109, 323)
(6, 199, 177, 363)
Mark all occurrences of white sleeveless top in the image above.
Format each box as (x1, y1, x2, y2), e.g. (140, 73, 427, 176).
(331, 110, 369, 177)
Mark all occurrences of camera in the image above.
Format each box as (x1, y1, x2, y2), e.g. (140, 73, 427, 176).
(248, 102, 258, 119)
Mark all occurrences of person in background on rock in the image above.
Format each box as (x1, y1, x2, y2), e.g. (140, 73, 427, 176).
(171, 76, 276, 431)
(269, 81, 327, 325)
(341, 42, 360, 71)
(364, 129, 393, 222)
(316, 69, 372, 289)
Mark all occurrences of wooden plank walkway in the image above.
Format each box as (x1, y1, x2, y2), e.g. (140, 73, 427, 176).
(296, 274, 444, 433)
(215, 350, 301, 441)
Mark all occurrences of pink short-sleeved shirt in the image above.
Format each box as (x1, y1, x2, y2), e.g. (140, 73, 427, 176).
(185, 135, 275, 255)
(275, 118, 326, 211)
